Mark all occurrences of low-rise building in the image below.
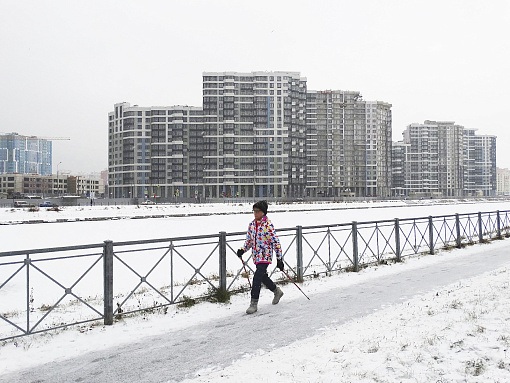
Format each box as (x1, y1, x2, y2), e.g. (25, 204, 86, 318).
(0, 173, 101, 198)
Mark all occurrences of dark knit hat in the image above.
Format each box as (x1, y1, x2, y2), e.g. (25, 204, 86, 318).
(253, 200, 268, 215)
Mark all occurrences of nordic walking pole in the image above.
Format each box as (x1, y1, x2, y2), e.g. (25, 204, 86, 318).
(281, 269, 310, 300)
(240, 257, 252, 289)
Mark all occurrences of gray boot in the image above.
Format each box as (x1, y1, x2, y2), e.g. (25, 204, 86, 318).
(272, 287, 284, 305)
(246, 298, 258, 314)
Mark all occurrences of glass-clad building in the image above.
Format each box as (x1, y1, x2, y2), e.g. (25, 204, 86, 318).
(0, 133, 52, 175)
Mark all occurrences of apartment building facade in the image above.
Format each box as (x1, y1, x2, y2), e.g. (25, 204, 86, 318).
(0, 133, 52, 175)
(464, 129, 497, 196)
(0, 173, 101, 198)
(435, 121, 465, 197)
(365, 101, 393, 197)
(401, 122, 440, 196)
(306, 91, 392, 197)
(391, 141, 409, 197)
(497, 167, 510, 195)
(202, 71, 307, 198)
(67, 175, 103, 197)
(109, 72, 309, 199)
(108, 103, 204, 199)
(0, 173, 58, 197)
(108, 72, 399, 199)
(109, 71, 501, 201)
(108, 103, 150, 198)
(393, 121, 496, 197)
(149, 106, 204, 199)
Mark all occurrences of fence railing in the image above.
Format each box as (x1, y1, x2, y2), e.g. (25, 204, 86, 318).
(1, 209, 509, 341)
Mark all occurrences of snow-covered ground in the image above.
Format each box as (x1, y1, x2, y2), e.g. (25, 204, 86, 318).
(1, 200, 510, 382)
(1, 199, 508, 249)
(0, 198, 506, 226)
(183, 253, 510, 382)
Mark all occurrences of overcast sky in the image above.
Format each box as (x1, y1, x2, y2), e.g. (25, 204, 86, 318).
(1, 0, 509, 174)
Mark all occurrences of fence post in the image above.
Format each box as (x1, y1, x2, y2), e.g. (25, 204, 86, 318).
(219, 232, 227, 291)
(455, 214, 462, 248)
(352, 221, 359, 272)
(478, 212, 483, 243)
(103, 240, 114, 326)
(296, 225, 303, 282)
(26, 254, 31, 333)
(497, 210, 502, 239)
(327, 227, 331, 272)
(428, 216, 434, 255)
(394, 218, 401, 262)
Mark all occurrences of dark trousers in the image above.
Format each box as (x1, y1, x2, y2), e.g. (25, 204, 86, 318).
(251, 263, 276, 300)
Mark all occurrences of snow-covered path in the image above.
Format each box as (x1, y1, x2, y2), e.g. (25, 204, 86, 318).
(3, 240, 510, 383)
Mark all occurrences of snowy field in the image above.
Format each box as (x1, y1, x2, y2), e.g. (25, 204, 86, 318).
(1, 198, 509, 249)
(1, 200, 510, 382)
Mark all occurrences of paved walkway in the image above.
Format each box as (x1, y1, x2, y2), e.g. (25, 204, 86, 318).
(3, 242, 510, 383)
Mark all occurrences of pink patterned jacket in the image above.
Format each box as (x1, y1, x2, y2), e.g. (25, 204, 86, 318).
(241, 215, 283, 264)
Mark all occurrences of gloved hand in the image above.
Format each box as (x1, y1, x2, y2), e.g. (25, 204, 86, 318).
(276, 258, 284, 271)
(236, 249, 244, 258)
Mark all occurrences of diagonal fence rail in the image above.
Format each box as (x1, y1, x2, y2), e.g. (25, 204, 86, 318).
(1, 209, 509, 341)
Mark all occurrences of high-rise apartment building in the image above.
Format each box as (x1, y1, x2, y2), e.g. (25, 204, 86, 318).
(202, 71, 307, 198)
(497, 167, 510, 195)
(0, 132, 52, 175)
(108, 72, 397, 200)
(391, 141, 409, 197)
(109, 72, 500, 201)
(366, 101, 393, 197)
(109, 72, 309, 199)
(398, 122, 441, 196)
(108, 103, 203, 199)
(108, 103, 151, 198)
(464, 129, 497, 196)
(150, 106, 204, 199)
(393, 121, 496, 197)
(434, 121, 465, 197)
(306, 91, 392, 197)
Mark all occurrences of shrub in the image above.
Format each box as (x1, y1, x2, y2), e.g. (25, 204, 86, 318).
(207, 287, 231, 303)
(177, 295, 196, 308)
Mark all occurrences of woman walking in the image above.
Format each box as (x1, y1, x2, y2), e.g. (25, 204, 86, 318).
(237, 200, 284, 314)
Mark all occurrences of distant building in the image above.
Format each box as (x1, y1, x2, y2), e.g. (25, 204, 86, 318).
(391, 141, 409, 197)
(464, 129, 497, 197)
(400, 121, 441, 197)
(109, 71, 308, 199)
(0, 132, 52, 175)
(0, 173, 63, 197)
(306, 90, 392, 197)
(0, 173, 101, 198)
(435, 121, 465, 197)
(67, 175, 102, 197)
(393, 121, 496, 197)
(497, 167, 510, 195)
(108, 102, 204, 199)
(100, 169, 108, 197)
(202, 71, 308, 198)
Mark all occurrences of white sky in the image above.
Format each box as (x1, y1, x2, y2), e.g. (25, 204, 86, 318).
(1, 0, 509, 173)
